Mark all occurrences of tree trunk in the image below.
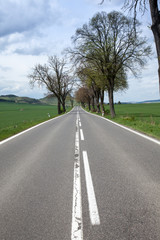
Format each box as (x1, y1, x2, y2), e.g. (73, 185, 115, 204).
(95, 96, 100, 113)
(149, 0, 160, 90)
(62, 101, 66, 113)
(91, 96, 96, 112)
(94, 90, 100, 113)
(100, 90, 105, 112)
(88, 100, 91, 111)
(58, 99, 61, 115)
(108, 88, 116, 118)
(81, 102, 85, 108)
(70, 99, 74, 108)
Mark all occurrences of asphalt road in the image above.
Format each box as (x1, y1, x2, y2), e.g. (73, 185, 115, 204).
(0, 106, 160, 240)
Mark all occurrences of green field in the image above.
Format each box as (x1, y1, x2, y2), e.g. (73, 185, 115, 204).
(0, 102, 70, 141)
(1, 102, 160, 141)
(105, 103, 160, 140)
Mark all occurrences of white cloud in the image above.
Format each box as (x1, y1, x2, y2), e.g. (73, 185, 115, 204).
(0, 0, 65, 56)
(0, 54, 48, 98)
(85, 0, 123, 6)
(114, 57, 159, 102)
(0, 0, 61, 37)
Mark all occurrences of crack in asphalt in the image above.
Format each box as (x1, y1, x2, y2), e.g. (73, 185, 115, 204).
(72, 111, 83, 239)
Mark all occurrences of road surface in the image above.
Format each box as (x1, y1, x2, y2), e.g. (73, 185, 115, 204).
(0, 106, 160, 239)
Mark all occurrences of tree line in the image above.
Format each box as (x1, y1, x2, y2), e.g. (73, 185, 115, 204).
(71, 11, 151, 117)
(28, 9, 152, 117)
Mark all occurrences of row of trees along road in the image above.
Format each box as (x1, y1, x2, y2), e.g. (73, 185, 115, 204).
(28, 56, 74, 114)
(68, 11, 151, 117)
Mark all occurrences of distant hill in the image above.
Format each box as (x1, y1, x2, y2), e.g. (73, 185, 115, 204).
(40, 95, 57, 105)
(1, 94, 17, 98)
(0, 95, 42, 104)
(121, 99, 160, 104)
(40, 94, 73, 106)
(0, 94, 72, 106)
(137, 99, 160, 103)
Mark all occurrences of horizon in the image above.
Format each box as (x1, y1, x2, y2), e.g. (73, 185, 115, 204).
(1, 93, 160, 104)
(0, 0, 159, 103)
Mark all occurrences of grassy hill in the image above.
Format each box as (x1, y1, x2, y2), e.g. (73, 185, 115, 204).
(39, 95, 57, 105)
(0, 94, 74, 106)
(0, 94, 59, 105)
(0, 95, 42, 104)
(40, 95, 73, 106)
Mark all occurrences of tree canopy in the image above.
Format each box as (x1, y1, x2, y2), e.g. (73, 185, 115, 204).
(101, 0, 160, 91)
(68, 11, 151, 117)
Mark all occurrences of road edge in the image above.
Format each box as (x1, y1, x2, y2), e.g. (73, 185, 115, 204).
(82, 107, 160, 146)
(0, 108, 74, 145)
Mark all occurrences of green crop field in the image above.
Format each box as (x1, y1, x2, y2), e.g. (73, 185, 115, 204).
(105, 103, 160, 140)
(0, 102, 70, 141)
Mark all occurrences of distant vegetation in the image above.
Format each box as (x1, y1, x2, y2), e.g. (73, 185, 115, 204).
(0, 101, 71, 141)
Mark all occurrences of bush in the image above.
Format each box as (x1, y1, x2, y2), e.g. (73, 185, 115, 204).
(122, 116, 135, 121)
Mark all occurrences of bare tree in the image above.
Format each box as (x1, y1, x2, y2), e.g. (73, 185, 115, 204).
(67, 11, 151, 117)
(48, 56, 74, 112)
(101, 0, 160, 90)
(28, 56, 73, 114)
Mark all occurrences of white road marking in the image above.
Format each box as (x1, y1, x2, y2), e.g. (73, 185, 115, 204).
(0, 109, 73, 145)
(71, 113, 83, 240)
(82, 151, 100, 226)
(83, 108, 160, 146)
(79, 122, 82, 127)
(80, 129, 84, 141)
(77, 111, 80, 120)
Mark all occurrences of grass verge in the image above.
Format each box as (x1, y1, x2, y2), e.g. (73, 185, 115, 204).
(0, 102, 72, 141)
(85, 103, 160, 140)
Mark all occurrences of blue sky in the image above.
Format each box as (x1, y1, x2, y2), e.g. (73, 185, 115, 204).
(0, 0, 159, 102)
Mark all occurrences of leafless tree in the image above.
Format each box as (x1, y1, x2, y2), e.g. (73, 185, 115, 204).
(28, 56, 73, 114)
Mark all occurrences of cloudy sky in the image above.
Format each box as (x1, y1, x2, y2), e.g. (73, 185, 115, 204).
(0, 0, 159, 102)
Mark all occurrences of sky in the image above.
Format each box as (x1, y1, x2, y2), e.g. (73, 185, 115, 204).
(0, 0, 159, 102)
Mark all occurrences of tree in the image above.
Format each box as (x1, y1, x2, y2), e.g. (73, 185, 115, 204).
(68, 11, 151, 117)
(101, 0, 160, 90)
(28, 56, 73, 114)
(66, 94, 74, 108)
(76, 64, 103, 112)
(75, 87, 92, 110)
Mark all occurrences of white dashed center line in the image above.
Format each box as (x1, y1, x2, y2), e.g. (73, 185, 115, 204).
(71, 110, 83, 240)
(72, 108, 100, 240)
(80, 129, 84, 141)
(82, 151, 100, 226)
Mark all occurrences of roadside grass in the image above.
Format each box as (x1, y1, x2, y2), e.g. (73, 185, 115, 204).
(87, 103, 160, 140)
(0, 102, 72, 141)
